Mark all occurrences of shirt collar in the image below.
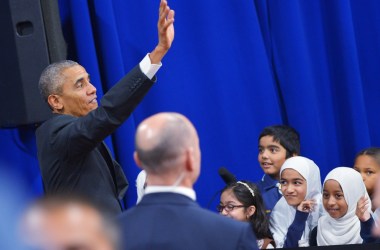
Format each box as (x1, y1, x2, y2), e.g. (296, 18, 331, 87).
(262, 174, 279, 190)
(145, 186, 196, 201)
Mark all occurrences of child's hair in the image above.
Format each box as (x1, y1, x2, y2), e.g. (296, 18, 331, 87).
(221, 181, 272, 240)
(355, 147, 380, 165)
(259, 125, 300, 158)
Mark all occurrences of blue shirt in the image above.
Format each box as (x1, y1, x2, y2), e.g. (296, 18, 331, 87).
(256, 174, 282, 215)
(361, 215, 380, 243)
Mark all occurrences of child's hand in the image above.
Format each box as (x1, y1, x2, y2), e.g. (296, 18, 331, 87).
(297, 199, 315, 213)
(356, 196, 371, 222)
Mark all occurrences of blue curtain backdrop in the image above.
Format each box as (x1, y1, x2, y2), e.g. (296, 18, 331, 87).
(1, 0, 380, 210)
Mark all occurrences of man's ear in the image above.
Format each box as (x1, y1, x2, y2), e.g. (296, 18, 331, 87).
(134, 151, 143, 169)
(184, 147, 195, 172)
(47, 94, 63, 111)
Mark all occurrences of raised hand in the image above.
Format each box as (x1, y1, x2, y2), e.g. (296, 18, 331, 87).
(356, 196, 371, 222)
(150, 0, 175, 64)
(297, 199, 316, 213)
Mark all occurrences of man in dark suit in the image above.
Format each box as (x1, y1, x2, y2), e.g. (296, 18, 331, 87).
(119, 112, 258, 249)
(36, 0, 175, 215)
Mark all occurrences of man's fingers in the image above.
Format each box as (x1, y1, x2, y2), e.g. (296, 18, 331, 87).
(167, 9, 175, 20)
(159, 0, 167, 14)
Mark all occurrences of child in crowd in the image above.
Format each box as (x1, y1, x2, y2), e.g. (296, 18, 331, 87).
(136, 170, 147, 204)
(353, 147, 380, 211)
(257, 125, 300, 215)
(219, 181, 274, 249)
(270, 156, 323, 248)
(370, 174, 380, 240)
(310, 167, 371, 246)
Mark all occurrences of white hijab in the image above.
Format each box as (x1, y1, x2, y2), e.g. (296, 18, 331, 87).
(270, 156, 323, 248)
(317, 167, 371, 245)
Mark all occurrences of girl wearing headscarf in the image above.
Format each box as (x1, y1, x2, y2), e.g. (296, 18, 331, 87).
(313, 167, 372, 245)
(270, 156, 323, 248)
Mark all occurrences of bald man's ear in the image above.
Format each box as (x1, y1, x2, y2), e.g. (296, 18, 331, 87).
(134, 151, 143, 169)
(185, 147, 195, 172)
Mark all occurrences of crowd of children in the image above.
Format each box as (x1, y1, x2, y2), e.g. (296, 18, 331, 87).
(217, 125, 380, 248)
(135, 123, 380, 248)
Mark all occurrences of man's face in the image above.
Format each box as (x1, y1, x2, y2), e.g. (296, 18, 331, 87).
(22, 203, 116, 250)
(258, 135, 287, 179)
(57, 65, 98, 117)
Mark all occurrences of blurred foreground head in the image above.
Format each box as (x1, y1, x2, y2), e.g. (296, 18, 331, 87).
(20, 196, 119, 250)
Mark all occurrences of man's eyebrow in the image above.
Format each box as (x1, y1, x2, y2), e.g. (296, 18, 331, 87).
(74, 77, 84, 85)
(74, 74, 90, 85)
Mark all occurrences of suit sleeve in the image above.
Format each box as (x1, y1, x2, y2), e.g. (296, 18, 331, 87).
(237, 223, 259, 250)
(64, 65, 156, 158)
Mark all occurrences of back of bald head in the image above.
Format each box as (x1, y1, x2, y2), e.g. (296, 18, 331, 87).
(135, 112, 197, 173)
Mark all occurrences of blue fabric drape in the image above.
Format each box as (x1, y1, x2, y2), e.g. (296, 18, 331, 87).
(1, 0, 380, 210)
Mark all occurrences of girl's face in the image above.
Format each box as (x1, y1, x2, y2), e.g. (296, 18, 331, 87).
(322, 180, 348, 219)
(280, 169, 307, 206)
(354, 155, 380, 196)
(219, 189, 254, 222)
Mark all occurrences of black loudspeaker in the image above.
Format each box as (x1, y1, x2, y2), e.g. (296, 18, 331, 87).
(0, 0, 66, 128)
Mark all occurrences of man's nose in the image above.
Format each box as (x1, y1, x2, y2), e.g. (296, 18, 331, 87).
(87, 82, 97, 95)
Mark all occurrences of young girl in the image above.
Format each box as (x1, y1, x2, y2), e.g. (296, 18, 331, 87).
(354, 147, 380, 211)
(269, 156, 323, 248)
(313, 167, 371, 245)
(219, 181, 274, 249)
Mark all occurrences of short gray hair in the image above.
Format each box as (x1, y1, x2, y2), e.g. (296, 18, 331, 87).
(38, 60, 79, 104)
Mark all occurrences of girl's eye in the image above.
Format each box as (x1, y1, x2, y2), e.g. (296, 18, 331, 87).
(279, 180, 287, 185)
(366, 171, 374, 176)
(322, 193, 329, 199)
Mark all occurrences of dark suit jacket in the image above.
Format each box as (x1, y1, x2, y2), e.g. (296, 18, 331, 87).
(118, 192, 259, 250)
(36, 65, 156, 215)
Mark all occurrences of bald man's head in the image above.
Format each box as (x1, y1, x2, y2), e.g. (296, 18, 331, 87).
(135, 113, 200, 176)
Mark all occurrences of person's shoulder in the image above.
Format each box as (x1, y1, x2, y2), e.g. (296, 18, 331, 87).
(36, 114, 76, 134)
(38, 114, 74, 126)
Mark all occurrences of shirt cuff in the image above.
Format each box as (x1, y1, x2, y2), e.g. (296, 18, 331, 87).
(139, 53, 162, 80)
